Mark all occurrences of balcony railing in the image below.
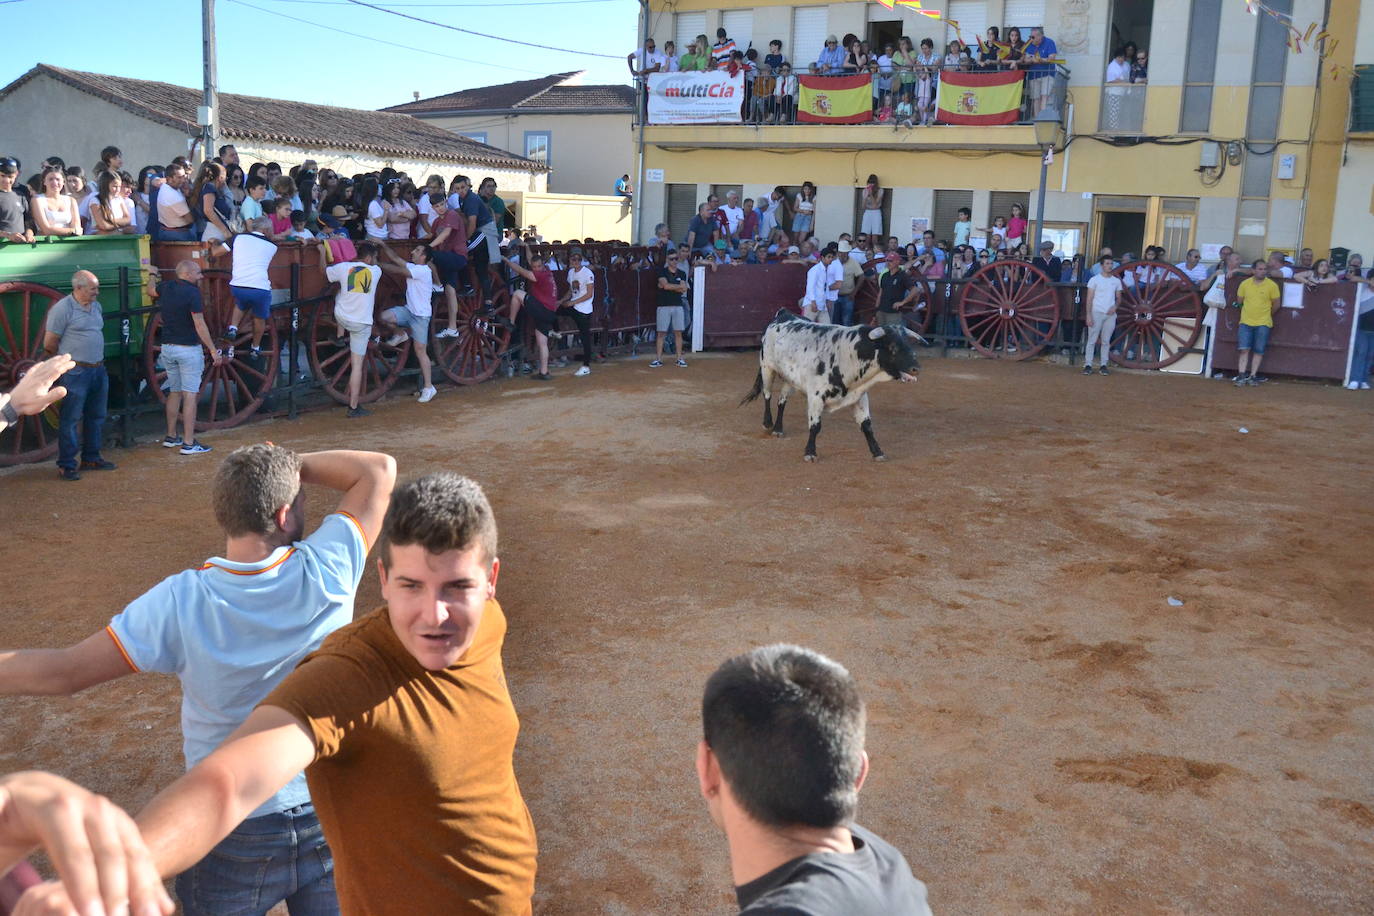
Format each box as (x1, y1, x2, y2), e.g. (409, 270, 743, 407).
(1099, 83, 1146, 134)
(638, 63, 1070, 129)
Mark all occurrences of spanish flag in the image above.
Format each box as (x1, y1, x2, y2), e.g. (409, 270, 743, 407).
(936, 71, 1024, 125)
(797, 74, 873, 124)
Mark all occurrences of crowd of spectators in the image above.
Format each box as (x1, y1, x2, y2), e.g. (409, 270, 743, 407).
(631, 24, 1063, 125)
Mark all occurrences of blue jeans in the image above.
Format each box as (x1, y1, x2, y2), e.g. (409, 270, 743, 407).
(175, 804, 338, 916)
(160, 225, 198, 241)
(56, 365, 107, 470)
(1351, 329, 1374, 384)
(832, 295, 855, 326)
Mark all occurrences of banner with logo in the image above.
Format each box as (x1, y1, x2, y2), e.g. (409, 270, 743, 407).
(647, 71, 744, 124)
(936, 71, 1024, 125)
(797, 74, 873, 124)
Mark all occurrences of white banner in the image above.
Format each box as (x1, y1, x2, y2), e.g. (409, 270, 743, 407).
(647, 71, 744, 125)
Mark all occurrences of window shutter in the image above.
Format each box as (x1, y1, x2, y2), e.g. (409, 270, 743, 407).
(666, 184, 697, 243)
(674, 12, 706, 56)
(933, 190, 974, 244)
(1002, 0, 1046, 31)
(721, 9, 755, 56)
(945, 1, 987, 52)
(790, 7, 828, 70)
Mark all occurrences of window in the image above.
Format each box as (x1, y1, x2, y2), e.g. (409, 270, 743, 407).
(1352, 65, 1374, 131)
(674, 11, 706, 56)
(524, 131, 550, 168)
(710, 184, 743, 207)
(666, 183, 697, 242)
(933, 190, 973, 245)
(989, 191, 1030, 231)
(1002, 0, 1045, 31)
(721, 9, 754, 57)
(791, 7, 827, 70)
(1179, 0, 1222, 132)
(946, 1, 987, 53)
(1239, 0, 1289, 205)
(464, 131, 488, 145)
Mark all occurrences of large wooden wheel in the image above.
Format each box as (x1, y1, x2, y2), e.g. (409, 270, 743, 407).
(1109, 261, 1205, 369)
(307, 301, 409, 405)
(0, 281, 63, 466)
(853, 271, 934, 332)
(433, 272, 514, 385)
(142, 270, 280, 429)
(958, 261, 1060, 359)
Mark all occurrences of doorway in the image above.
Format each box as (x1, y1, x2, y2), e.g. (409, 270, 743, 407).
(1107, 0, 1153, 56)
(867, 20, 903, 55)
(1098, 211, 1146, 258)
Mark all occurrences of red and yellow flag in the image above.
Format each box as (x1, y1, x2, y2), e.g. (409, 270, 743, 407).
(797, 74, 873, 124)
(936, 71, 1024, 125)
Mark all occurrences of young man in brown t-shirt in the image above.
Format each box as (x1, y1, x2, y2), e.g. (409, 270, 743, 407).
(27, 473, 538, 916)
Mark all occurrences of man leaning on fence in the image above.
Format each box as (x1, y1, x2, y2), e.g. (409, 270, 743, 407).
(43, 270, 115, 481)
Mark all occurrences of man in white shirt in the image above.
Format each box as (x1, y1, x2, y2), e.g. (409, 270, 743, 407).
(1174, 248, 1208, 285)
(377, 242, 440, 403)
(556, 249, 597, 376)
(323, 241, 382, 418)
(1267, 250, 1294, 279)
(220, 217, 279, 361)
(627, 39, 666, 79)
(157, 163, 196, 241)
(1083, 254, 1124, 376)
(720, 191, 745, 244)
(801, 248, 840, 324)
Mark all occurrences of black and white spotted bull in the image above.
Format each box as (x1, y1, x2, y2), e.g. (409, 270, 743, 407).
(741, 309, 921, 462)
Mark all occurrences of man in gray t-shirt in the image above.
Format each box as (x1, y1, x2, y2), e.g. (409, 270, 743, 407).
(43, 270, 116, 480)
(0, 156, 33, 243)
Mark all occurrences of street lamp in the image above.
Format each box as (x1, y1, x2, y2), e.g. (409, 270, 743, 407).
(1032, 108, 1064, 256)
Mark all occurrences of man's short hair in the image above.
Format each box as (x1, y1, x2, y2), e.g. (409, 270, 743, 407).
(429, 191, 447, 207)
(380, 473, 498, 568)
(356, 241, 380, 261)
(250, 216, 272, 233)
(703, 645, 865, 829)
(246, 176, 267, 191)
(213, 444, 303, 537)
(1099, 254, 1114, 264)
(1253, 258, 1267, 268)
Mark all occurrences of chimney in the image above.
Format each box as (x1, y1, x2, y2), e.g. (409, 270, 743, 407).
(413, 91, 420, 101)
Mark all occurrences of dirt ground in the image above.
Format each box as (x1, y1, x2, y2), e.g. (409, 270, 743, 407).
(2, 350, 1372, 915)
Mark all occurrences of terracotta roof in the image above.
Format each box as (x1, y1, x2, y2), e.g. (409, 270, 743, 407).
(0, 64, 546, 171)
(384, 72, 634, 115)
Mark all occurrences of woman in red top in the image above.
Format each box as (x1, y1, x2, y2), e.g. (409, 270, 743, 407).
(502, 243, 561, 380)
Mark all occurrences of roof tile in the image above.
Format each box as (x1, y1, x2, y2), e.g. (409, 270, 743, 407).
(385, 73, 634, 115)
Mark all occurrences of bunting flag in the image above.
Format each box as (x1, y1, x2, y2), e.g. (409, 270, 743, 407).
(797, 74, 874, 124)
(936, 70, 1024, 125)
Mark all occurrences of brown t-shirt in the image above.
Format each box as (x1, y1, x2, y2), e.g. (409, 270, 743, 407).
(263, 602, 537, 916)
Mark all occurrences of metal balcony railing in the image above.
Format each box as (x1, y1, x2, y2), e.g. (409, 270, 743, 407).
(1099, 83, 1147, 134)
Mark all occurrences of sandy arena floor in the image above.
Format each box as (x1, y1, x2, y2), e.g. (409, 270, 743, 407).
(1, 351, 1372, 914)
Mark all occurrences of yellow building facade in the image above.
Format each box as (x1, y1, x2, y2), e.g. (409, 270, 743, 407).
(635, 0, 1355, 263)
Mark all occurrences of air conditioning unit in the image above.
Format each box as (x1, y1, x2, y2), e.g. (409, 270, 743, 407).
(1199, 141, 1220, 169)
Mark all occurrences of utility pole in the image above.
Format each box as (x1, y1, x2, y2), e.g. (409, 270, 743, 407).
(200, 0, 219, 162)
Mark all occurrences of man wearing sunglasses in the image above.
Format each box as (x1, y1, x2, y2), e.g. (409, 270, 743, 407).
(0, 156, 33, 243)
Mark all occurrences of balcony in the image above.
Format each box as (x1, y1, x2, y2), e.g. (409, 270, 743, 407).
(1099, 83, 1147, 134)
(639, 64, 1068, 147)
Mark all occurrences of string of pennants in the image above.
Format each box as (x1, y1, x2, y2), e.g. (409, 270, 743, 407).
(1244, 1, 1348, 81)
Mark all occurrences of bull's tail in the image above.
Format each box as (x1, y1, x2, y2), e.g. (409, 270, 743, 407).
(740, 367, 764, 406)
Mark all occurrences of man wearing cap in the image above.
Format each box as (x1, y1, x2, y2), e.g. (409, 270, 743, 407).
(0, 156, 33, 243)
(815, 36, 846, 73)
(1031, 242, 1062, 281)
(43, 271, 115, 480)
(834, 242, 865, 326)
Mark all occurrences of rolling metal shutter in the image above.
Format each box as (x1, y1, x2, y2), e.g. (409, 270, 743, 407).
(989, 191, 1030, 226)
(946, 0, 987, 52)
(666, 183, 698, 243)
(674, 12, 706, 56)
(722, 9, 755, 56)
(791, 7, 828, 70)
(1002, 0, 1046, 31)
(933, 190, 973, 244)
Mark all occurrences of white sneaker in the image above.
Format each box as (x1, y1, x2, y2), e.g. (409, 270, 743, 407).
(1347, 381, 1361, 390)
(417, 386, 437, 403)
(574, 365, 591, 377)
(1362, 382, 1372, 390)
(435, 327, 459, 339)
(385, 331, 410, 347)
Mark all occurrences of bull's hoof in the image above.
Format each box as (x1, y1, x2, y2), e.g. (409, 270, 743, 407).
(771, 430, 786, 438)
(803, 453, 817, 462)
(873, 454, 888, 462)
(762, 421, 774, 431)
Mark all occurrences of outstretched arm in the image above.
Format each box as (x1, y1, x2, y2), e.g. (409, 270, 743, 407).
(0, 354, 74, 431)
(136, 705, 316, 878)
(0, 629, 137, 697)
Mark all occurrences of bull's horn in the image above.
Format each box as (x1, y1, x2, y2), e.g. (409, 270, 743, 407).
(901, 327, 929, 345)
(868, 327, 887, 340)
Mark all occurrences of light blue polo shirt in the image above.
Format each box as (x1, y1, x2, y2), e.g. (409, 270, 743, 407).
(108, 513, 367, 818)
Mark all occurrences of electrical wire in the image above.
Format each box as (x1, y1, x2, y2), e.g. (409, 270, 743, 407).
(263, 0, 616, 6)
(341, 0, 626, 59)
(225, 0, 547, 75)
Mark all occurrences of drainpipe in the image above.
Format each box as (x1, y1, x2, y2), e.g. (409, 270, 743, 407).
(633, 0, 648, 244)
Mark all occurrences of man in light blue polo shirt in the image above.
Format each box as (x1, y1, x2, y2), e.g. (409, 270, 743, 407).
(0, 444, 396, 916)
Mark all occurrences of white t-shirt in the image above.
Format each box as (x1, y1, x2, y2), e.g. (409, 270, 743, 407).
(1273, 265, 1293, 279)
(1174, 261, 1208, 285)
(634, 49, 667, 73)
(228, 232, 278, 290)
(157, 183, 188, 227)
(796, 194, 815, 214)
(1086, 273, 1124, 312)
(365, 199, 388, 239)
(403, 262, 434, 318)
(566, 265, 595, 314)
(720, 205, 744, 234)
(326, 262, 381, 326)
(1106, 59, 1131, 82)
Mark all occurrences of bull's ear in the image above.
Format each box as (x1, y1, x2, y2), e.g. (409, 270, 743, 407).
(868, 327, 887, 340)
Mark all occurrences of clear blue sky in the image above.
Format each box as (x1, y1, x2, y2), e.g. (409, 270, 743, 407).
(0, 0, 643, 111)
